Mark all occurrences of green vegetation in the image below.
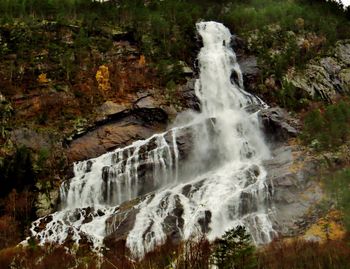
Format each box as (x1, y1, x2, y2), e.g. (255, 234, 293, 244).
(212, 226, 256, 269)
(1, 230, 350, 269)
(0, 0, 349, 62)
(324, 169, 350, 231)
(301, 100, 350, 151)
(0, 0, 350, 267)
(0, 96, 13, 141)
(0, 0, 349, 101)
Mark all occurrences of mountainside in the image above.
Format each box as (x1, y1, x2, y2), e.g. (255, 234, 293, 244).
(0, 1, 350, 268)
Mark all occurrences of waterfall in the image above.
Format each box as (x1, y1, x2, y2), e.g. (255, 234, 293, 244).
(125, 21, 274, 258)
(29, 21, 276, 258)
(61, 129, 181, 209)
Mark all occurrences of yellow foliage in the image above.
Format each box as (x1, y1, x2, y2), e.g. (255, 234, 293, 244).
(37, 73, 49, 84)
(304, 210, 346, 241)
(96, 65, 111, 92)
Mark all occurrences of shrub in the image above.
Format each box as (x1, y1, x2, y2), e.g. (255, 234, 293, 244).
(257, 238, 350, 269)
(324, 169, 350, 231)
(301, 100, 350, 151)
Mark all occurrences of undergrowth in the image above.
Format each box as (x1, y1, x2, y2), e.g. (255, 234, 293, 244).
(301, 99, 350, 151)
(1, 233, 349, 269)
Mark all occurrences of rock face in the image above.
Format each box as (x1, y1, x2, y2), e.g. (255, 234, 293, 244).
(286, 40, 350, 101)
(97, 101, 129, 120)
(259, 107, 300, 145)
(35, 186, 60, 217)
(238, 55, 261, 93)
(264, 144, 323, 236)
(67, 107, 168, 163)
(11, 128, 53, 151)
(100, 107, 322, 245)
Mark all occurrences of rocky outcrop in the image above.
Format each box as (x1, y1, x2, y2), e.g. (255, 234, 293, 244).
(11, 128, 54, 151)
(286, 40, 350, 102)
(67, 107, 168, 163)
(66, 75, 201, 163)
(35, 183, 60, 217)
(259, 107, 300, 145)
(264, 144, 323, 236)
(177, 79, 200, 112)
(102, 107, 323, 244)
(238, 55, 261, 93)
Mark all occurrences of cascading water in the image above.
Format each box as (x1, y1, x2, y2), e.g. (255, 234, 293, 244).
(125, 21, 275, 258)
(29, 21, 276, 258)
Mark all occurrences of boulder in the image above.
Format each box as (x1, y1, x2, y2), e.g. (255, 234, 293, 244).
(134, 95, 157, 109)
(97, 101, 129, 120)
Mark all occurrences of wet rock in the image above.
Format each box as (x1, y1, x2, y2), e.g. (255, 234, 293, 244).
(105, 210, 138, 247)
(163, 195, 185, 243)
(197, 210, 212, 234)
(67, 108, 168, 162)
(178, 79, 200, 111)
(104, 199, 142, 246)
(259, 107, 299, 145)
(239, 192, 258, 216)
(238, 55, 261, 92)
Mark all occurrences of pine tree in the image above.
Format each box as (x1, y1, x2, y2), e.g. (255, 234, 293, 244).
(211, 226, 256, 269)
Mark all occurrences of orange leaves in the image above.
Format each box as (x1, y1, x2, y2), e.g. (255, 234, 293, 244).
(138, 55, 146, 67)
(37, 73, 49, 84)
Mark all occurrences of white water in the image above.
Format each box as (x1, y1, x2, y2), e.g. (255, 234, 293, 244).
(126, 21, 274, 258)
(61, 129, 180, 209)
(29, 21, 276, 258)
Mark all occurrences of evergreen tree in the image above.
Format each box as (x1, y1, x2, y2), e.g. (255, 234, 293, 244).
(211, 226, 256, 269)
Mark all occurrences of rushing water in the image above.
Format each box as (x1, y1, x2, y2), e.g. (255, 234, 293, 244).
(29, 21, 276, 258)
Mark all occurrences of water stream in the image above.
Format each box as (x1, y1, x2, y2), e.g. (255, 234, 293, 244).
(29, 21, 276, 258)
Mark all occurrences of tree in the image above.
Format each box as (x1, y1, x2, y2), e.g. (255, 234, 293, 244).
(211, 226, 256, 269)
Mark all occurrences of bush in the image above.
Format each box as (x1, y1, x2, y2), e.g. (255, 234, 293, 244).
(301, 100, 350, 151)
(325, 169, 350, 231)
(257, 238, 350, 269)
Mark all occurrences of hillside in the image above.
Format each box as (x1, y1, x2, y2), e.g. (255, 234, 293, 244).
(0, 0, 350, 268)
